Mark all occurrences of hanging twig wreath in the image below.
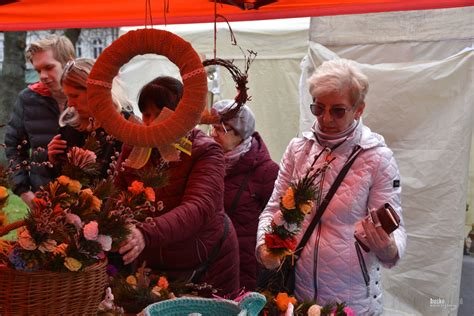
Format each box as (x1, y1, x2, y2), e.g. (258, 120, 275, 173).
(86, 29, 207, 147)
(200, 50, 257, 124)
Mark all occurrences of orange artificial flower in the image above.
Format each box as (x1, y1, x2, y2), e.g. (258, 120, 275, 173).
(128, 181, 145, 195)
(58, 175, 82, 193)
(158, 276, 169, 289)
(0, 186, 8, 201)
(53, 243, 68, 257)
(32, 196, 48, 210)
(126, 275, 138, 287)
(0, 211, 7, 227)
(80, 189, 102, 212)
(281, 187, 296, 210)
(274, 292, 297, 312)
(144, 187, 156, 202)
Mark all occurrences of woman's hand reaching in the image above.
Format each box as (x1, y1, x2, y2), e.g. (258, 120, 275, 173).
(119, 226, 146, 265)
(47, 134, 68, 164)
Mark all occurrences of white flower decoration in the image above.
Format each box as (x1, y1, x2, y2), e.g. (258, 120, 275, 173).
(97, 234, 112, 251)
(284, 222, 300, 234)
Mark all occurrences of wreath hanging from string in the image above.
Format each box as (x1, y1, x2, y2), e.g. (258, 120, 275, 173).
(199, 11, 257, 125)
(86, 28, 207, 147)
(200, 51, 257, 124)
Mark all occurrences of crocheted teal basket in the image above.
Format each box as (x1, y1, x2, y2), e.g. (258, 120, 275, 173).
(143, 292, 266, 316)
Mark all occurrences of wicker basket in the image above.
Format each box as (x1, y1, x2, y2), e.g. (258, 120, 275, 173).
(0, 221, 108, 315)
(0, 259, 108, 315)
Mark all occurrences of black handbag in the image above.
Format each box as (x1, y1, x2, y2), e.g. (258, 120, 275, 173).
(256, 146, 362, 294)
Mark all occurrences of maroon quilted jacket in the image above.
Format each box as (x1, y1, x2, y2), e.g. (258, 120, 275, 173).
(115, 129, 240, 296)
(223, 132, 279, 290)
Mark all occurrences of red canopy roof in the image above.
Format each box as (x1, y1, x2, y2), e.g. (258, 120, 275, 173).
(0, 0, 472, 31)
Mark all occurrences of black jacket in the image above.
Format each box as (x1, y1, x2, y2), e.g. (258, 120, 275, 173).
(4, 83, 61, 195)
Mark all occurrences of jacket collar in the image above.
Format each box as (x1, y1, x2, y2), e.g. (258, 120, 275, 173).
(302, 119, 385, 150)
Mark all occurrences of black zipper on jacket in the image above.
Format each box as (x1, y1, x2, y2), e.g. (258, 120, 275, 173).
(313, 223, 323, 300)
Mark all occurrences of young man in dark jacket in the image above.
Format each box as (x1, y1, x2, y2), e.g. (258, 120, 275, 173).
(4, 35, 75, 208)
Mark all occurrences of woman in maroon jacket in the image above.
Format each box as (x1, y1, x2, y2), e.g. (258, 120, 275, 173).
(116, 77, 240, 297)
(211, 100, 279, 291)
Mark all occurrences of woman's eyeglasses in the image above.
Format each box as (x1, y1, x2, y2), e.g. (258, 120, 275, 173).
(211, 123, 234, 134)
(310, 103, 352, 119)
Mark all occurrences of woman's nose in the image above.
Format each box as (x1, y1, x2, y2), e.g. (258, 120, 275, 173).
(321, 110, 333, 123)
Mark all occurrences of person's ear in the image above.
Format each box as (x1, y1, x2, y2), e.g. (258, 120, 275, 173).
(355, 102, 365, 120)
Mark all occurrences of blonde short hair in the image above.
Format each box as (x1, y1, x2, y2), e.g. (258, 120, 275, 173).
(308, 59, 369, 106)
(25, 34, 75, 66)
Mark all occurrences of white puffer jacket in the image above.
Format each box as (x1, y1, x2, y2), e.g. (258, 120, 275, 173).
(257, 121, 406, 315)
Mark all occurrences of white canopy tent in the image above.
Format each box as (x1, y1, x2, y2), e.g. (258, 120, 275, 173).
(300, 7, 474, 316)
(117, 9, 474, 315)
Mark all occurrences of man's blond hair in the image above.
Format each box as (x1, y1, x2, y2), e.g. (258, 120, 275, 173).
(25, 34, 76, 66)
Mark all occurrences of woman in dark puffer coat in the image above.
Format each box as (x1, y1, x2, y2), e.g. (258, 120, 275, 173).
(115, 77, 240, 297)
(211, 100, 279, 291)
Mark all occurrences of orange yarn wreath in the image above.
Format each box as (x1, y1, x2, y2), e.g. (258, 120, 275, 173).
(87, 29, 207, 147)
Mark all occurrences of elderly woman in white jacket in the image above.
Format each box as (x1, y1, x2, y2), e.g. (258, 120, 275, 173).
(256, 59, 406, 315)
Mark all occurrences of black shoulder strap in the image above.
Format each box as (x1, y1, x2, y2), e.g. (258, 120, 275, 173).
(294, 145, 363, 259)
(227, 172, 252, 214)
(191, 214, 230, 283)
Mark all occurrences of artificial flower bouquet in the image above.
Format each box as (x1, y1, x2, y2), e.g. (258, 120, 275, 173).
(260, 291, 355, 316)
(103, 262, 219, 314)
(112, 159, 169, 225)
(0, 135, 169, 314)
(264, 162, 331, 260)
(0, 139, 132, 272)
(0, 133, 167, 272)
(105, 262, 175, 314)
(0, 139, 133, 314)
(115, 177, 165, 225)
(258, 161, 333, 296)
(3, 174, 130, 272)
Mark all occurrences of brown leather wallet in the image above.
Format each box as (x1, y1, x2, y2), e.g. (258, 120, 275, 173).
(354, 203, 400, 252)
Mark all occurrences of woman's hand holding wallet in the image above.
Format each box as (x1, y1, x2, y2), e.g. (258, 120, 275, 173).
(354, 203, 400, 261)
